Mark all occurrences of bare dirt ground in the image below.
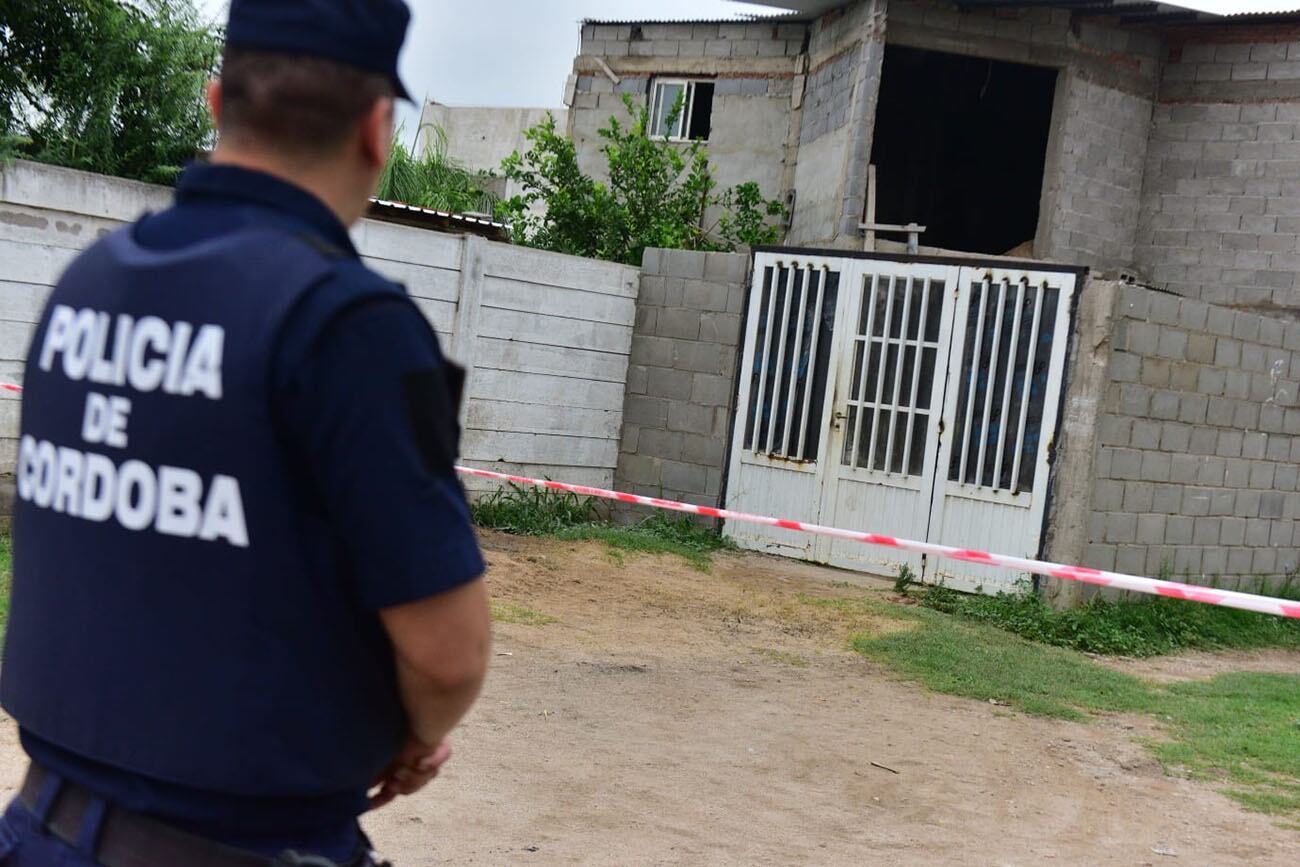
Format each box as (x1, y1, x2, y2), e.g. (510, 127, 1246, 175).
(2, 532, 1297, 865)
(364, 533, 1299, 866)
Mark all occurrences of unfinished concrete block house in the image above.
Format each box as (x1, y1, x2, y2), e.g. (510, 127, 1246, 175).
(568, 0, 1300, 599)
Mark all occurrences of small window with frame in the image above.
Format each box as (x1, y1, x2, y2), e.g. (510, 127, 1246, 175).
(650, 79, 715, 141)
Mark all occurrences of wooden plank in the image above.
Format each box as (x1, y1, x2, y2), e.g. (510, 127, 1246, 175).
(473, 336, 630, 384)
(467, 369, 624, 412)
(0, 321, 35, 362)
(363, 257, 461, 304)
(477, 306, 632, 355)
(409, 297, 457, 335)
(481, 275, 636, 327)
(351, 219, 462, 270)
(481, 242, 638, 298)
(460, 428, 619, 468)
(0, 239, 77, 286)
(0, 205, 124, 252)
(0, 281, 51, 324)
(466, 399, 622, 440)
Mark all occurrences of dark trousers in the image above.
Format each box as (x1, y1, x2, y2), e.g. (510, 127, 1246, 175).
(0, 797, 101, 865)
(0, 773, 383, 867)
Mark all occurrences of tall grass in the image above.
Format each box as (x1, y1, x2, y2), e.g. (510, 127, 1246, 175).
(921, 582, 1300, 658)
(470, 483, 733, 568)
(376, 124, 499, 216)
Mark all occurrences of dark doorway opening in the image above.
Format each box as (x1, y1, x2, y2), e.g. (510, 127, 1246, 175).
(869, 45, 1058, 256)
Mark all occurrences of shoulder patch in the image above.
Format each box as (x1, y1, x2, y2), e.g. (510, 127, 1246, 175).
(402, 363, 466, 478)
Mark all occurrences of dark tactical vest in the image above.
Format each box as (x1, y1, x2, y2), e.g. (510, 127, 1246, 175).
(2, 226, 412, 796)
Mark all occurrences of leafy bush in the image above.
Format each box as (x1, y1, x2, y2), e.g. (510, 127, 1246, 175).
(498, 95, 785, 266)
(376, 124, 500, 215)
(1, 0, 220, 184)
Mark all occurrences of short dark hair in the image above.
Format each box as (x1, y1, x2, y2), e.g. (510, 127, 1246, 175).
(218, 47, 394, 157)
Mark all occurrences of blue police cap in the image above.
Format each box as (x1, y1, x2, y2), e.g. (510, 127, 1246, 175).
(225, 0, 413, 100)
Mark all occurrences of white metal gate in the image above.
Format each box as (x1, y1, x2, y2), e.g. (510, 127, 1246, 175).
(724, 251, 1078, 594)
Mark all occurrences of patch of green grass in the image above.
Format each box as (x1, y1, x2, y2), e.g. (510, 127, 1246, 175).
(490, 601, 557, 626)
(472, 486, 734, 569)
(471, 483, 597, 535)
(1150, 672, 1300, 817)
(922, 584, 1300, 659)
(558, 513, 735, 571)
(845, 593, 1300, 822)
(853, 608, 1153, 720)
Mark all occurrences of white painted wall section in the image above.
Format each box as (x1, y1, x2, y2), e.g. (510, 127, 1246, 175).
(0, 160, 637, 505)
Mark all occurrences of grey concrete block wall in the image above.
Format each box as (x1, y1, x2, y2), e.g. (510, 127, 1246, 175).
(1039, 75, 1154, 270)
(887, 1, 1160, 271)
(800, 47, 857, 144)
(1135, 31, 1300, 311)
(786, 0, 886, 247)
(572, 1, 1164, 262)
(1084, 283, 1300, 588)
(615, 248, 750, 513)
(579, 22, 806, 63)
(568, 20, 805, 226)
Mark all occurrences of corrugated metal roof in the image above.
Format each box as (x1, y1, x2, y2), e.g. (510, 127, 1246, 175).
(597, 1, 1300, 27)
(367, 198, 510, 242)
(730, 0, 845, 13)
(1220, 5, 1300, 16)
(583, 11, 807, 25)
(956, 1, 1300, 23)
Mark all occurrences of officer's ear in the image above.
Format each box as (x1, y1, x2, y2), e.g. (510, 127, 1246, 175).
(358, 96, 395, 170)
(207, 79, 224, 128)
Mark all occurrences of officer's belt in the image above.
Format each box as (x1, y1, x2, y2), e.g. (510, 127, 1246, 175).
(19, 763, 340, 867)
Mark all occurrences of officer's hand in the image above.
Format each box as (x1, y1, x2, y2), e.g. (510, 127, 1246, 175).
(368, 736, 452, 810)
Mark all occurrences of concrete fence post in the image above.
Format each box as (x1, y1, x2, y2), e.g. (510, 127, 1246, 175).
(451, 234, 486, 427)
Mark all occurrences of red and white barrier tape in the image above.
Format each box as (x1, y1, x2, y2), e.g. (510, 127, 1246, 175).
(456, 466, 1300, 621)
(4, 381, 1296, 619)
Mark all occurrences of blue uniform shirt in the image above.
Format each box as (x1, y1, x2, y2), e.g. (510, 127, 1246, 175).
(17, 163, 485, 859)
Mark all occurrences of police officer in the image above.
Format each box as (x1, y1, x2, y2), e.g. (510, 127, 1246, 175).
(1, 0, 491, 864)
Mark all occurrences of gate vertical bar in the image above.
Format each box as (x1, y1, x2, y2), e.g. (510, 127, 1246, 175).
(902, 278, 931, 473)
(766, 266, 796, 454)
(884, 275, 915, 474)
(850, 274, 879, 469)
(751, 265, 778, 455)
(974, 278, 1007, 489)
(992, 279, 1025, 491)
(1010, 281, 1045, 494)
(958, 276, 990, 485)
(867, 275, 896, 470)
(794, 268, 826, 460)
(781, 264, 812, 456)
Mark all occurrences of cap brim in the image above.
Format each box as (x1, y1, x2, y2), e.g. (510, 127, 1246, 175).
(394, 75, 413, 102)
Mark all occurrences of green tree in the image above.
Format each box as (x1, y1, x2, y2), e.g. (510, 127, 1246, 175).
(1, 0, 220, 184)
(376, 124, 500, 215)
(499, 95, 785, 266)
